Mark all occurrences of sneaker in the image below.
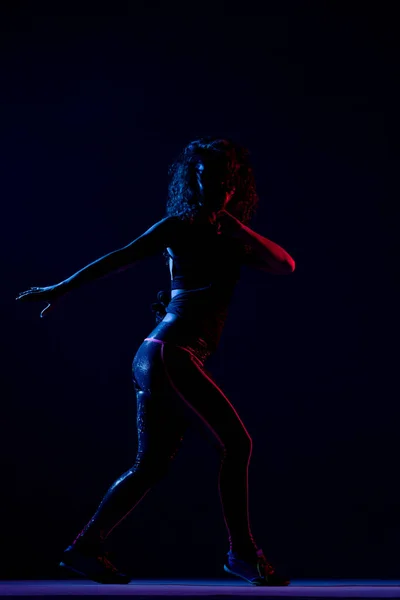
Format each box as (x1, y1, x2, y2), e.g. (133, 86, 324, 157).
(59, 543, 131, 584)
(224, 548, 290, 586)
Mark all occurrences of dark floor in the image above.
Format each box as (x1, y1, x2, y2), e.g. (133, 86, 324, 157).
(1, 580, 400, 599)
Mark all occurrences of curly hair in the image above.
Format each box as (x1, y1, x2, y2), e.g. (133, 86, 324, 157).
(166, 138, 259, 225)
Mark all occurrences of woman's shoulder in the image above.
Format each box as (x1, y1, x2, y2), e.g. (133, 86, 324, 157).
(151, 215, 183, 237)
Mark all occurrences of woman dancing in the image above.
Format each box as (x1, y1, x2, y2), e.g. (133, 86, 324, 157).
(16, 138, 295, 586)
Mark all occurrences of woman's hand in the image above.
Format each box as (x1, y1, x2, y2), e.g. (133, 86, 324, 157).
(214, 209, 242, 236)
(15, 284, 66, 318)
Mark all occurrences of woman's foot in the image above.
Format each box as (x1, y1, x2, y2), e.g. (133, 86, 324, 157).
(224, 548, 290, 586)
(59, 540, 131, 584)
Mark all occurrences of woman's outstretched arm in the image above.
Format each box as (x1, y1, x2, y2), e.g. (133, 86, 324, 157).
(218, 210, 296, 274)
(58, 216, 176, 293)
(16, 216, 177, 317)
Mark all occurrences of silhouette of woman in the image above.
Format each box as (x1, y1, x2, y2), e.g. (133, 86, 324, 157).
(16, 138, 295, 585)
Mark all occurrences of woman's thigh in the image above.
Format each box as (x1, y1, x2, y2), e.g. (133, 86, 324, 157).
(159, 342, 252, 453)
(132, 339, 189, 460)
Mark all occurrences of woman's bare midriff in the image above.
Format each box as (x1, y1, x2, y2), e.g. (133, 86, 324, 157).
(145, 289, 195, 345)
(144, 287, 211, 364)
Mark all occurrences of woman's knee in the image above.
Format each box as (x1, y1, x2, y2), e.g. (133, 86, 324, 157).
(221, 430, 253, 462)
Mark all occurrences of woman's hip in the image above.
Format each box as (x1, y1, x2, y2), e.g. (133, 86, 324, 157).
(143, 313, 212, 364)
(132, 336, 251, 451)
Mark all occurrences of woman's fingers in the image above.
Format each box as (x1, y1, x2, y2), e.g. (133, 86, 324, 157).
(16, 289, 41, 301)
(16, 286, 52, 301)
(16, 290, 33, 301)
(16, 286, 58, 318)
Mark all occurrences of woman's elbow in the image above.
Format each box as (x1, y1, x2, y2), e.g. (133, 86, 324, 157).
(287, 257, 296, 273)
(272, 257, 296, 274)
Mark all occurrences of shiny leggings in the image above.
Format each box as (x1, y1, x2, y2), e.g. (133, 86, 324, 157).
(73, 337, 257, 555)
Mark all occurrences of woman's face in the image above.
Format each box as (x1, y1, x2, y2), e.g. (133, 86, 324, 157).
(195, 159, 232, 212)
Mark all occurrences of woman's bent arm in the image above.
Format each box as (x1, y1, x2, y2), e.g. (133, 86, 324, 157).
(219, 210, 295, 274)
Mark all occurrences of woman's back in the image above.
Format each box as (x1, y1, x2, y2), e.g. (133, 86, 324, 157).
(164, 219, 244, 292)
(152, 218, 246, 363)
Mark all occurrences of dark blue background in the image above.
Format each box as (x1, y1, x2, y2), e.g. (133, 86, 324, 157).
(1, 3, 399, 580)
